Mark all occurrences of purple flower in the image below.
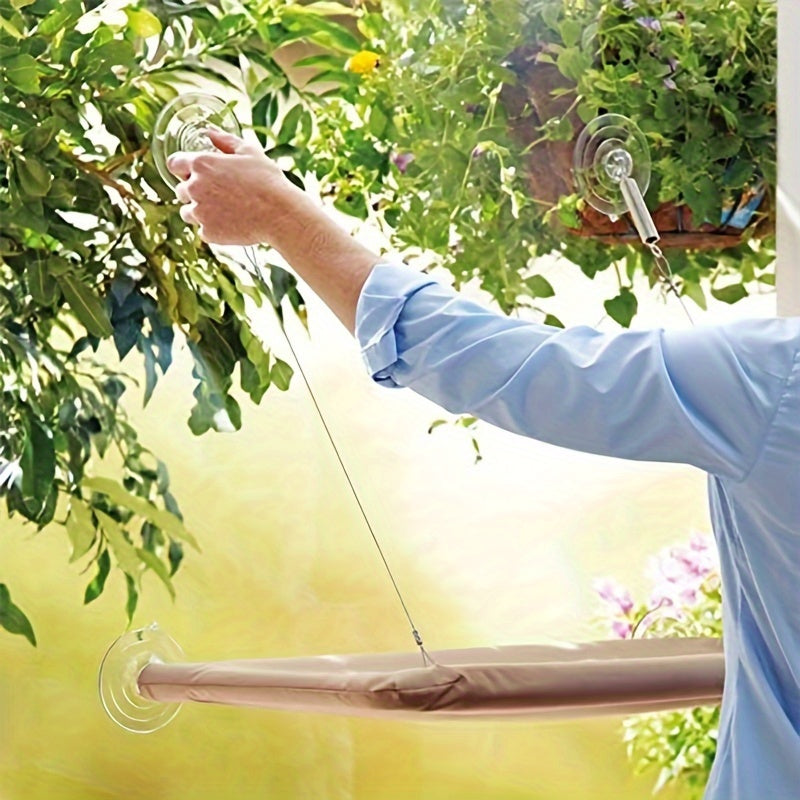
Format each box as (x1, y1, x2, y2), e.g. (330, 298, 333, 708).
(689, 532, 712, 551)
(471, 145, 485, 159)
(644, 534, 719, 608)
(593, 577, 634, 615)
(611, 619, 633, 639)
(664, 77, 677, 91)
(636, 16, 662, 32)
(391, 152, 415, 173)
(668, 56, 679, 73)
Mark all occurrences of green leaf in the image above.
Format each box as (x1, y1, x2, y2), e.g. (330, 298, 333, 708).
(0, 584, 36, 646)
(125, 574, 138, 624)
(224, 394, 242, 430)
(369, 105, 388, 138)
(66, 497, 96, 562)
(293, 53, 346, 70)
(0, 14, 23, 39)
(20, 418, 55, 514)
(57, 275, 114, 337)
(124, 7, 162, 38)
(139, 336, 158, 405)
(604, 288, 638, 328)
(526, 274, 555, 298)
(427, 419, 448, 434)
(711, 283, 748, 304)
(293, 1, 355, 15)
(278, 104, 305, 145)
(357, 11, 384, 39)
(5, 53, 39, 93)
(558, 18, 582, 48)
(96, 510, 141, 580)
(270, 358, 293, 391)
(0, 101, 35, 131)
(556, 47, 591, 83)
(281, 9, 360, 53)
(136, 548, 176, 600)
(27, 257, 58, 305)
(15, 155, 52, 197)
(36, 0, 82, 37)
(683, 281, 708, 310)
(83, 477, 199, 550)
(168, 540, 184, 576)
(84, 549, 111, 605)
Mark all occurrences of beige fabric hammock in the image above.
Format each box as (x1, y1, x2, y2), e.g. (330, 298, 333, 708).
(137, 636, 724, 721)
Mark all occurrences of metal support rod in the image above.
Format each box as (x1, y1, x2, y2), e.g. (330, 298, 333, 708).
(619, 176, 660, 245)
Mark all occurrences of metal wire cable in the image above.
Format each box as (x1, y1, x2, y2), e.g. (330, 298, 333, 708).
(242, 247, 433, 667)
(647, 242, 696, 327)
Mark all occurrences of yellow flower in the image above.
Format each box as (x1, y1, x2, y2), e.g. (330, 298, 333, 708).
(346, 50, 381, 74)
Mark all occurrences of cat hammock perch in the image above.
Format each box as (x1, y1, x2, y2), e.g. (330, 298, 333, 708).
(98, 624, 724, 733)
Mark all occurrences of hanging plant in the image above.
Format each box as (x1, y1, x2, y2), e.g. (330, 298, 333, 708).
(294, 0, 776, 324)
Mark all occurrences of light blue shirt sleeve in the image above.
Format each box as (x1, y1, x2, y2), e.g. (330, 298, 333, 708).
(355, 263, 799, 480)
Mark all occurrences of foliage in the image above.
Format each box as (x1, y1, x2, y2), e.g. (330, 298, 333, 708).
(0, 0, 354, 643)
(292, 0, 776, 325)
(593, 533, 723, 797)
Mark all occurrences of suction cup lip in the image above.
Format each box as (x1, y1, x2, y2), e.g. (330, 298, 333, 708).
(98, 622, 184, 734)
(151, 92, 243, 190)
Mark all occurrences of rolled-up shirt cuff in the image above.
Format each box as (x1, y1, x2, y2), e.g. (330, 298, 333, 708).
(354, 262, 438, 387)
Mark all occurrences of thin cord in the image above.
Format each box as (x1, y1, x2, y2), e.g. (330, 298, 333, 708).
(647, 242, 695, 327)
(242, 247, 434, 667)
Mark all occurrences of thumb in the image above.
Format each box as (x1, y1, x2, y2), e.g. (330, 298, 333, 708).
(205, 126, 260, 155)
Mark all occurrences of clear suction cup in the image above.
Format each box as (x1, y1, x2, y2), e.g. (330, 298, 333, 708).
(573, 113, 651, 217)
(152, 92, 242, 189)
(98, 622, 184, 733)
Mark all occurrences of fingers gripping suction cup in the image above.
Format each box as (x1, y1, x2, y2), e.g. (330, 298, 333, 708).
(573, 113, 651, 218)
(98, 623, 184, 733)
(152, 92, 242, 189)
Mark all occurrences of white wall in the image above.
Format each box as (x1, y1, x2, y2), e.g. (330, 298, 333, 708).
(776, 0, 800, 316)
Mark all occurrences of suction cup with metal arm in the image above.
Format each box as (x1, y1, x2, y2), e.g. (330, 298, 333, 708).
(573, 114, 693, 324)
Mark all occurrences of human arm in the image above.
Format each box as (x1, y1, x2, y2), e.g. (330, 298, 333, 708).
(166, 129, 380, 332)
(167, 132, 798, 478)
(357, 263, 799, 479)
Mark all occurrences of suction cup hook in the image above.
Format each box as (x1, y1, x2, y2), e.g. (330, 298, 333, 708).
(98, 622, 184, 733)
(152, 92, 242, 190)
(573, 113, 651, 218)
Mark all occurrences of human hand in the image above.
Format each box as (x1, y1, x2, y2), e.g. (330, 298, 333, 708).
(167, 129, 306, 246)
